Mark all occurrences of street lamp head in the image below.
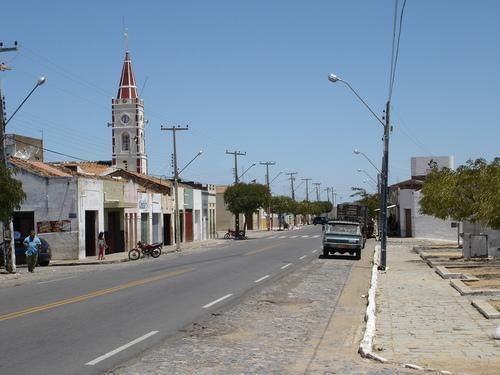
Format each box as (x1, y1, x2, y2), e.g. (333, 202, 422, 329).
(198, 150, 203, 155)
(37, 77, 46, 86)
(353, 149, 360, 155)
(327, 73, 339, 83)
(357, 168, 362, 172)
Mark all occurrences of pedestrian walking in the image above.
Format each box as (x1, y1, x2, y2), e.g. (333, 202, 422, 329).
(97, 232, 107, 260)
(23, 230, 41, 273)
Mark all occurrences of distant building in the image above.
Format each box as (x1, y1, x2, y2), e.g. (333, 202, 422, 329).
(111, 51, 148, 174)
(5, 134, 44, 161)
(411, 156, 454, 178)
(389, 156, 458, 241)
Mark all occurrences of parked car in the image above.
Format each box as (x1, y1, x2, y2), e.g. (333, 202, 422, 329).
(313, 216, 328, 225)
(322, 220, 364, 260)
(14, 233, 52, 266)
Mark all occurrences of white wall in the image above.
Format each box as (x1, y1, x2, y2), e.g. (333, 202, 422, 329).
(413, 190, 458, 242)
(78, 178, 104, 259)
(193, 189, 202, 241)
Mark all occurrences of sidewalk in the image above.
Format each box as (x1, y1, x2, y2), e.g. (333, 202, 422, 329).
(372, 239, 500, 374)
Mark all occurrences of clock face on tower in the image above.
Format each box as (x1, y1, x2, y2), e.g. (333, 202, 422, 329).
(120, 114, 130, 124)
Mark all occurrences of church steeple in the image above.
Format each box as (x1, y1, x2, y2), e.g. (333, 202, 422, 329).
(117, 52, 138, 99)
(111, 50, 148, 174)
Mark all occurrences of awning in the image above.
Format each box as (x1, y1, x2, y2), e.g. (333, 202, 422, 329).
(104, 200, 137, 209)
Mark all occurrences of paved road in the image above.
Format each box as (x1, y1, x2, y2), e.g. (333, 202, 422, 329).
(0, 226, 331, 375)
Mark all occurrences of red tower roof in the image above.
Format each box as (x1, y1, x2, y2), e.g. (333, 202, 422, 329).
(116, 52, 138, 99)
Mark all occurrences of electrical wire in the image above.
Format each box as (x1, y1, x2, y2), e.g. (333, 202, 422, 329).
(388, 0, 408, 101)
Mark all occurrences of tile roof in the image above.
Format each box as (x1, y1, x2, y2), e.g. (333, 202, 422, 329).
(9, 157, 74, 177)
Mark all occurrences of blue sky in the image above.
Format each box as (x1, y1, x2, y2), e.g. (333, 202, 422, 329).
(1, 1, 499, 202)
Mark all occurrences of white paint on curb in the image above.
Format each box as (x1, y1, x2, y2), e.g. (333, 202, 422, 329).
(358, 244, 387, 362)
(494, 325, 500, 340)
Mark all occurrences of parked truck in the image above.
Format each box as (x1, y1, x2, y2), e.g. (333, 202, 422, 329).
(336, 203, 374, 240)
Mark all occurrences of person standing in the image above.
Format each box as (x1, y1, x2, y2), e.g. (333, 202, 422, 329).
(23, 230, 41, 273)
(97, 232, 107, 260)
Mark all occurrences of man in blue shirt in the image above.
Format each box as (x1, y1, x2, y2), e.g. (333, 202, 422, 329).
(23, 230, 41, 273)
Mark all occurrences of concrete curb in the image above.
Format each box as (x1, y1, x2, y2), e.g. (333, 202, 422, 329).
(358, 243, 387, 362)
(450, 279, 500, 296)
(471, 299, 500, 319)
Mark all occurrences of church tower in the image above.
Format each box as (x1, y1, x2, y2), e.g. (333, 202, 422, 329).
(111, 51, 147, 174)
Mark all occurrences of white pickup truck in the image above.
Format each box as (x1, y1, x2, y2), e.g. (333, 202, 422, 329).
(322, 220, 364, 260)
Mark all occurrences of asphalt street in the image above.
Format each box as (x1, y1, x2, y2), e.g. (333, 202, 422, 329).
(0, 225, 347, 375)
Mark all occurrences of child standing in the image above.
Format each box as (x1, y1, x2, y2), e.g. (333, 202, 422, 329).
(97, 232, 107, 260)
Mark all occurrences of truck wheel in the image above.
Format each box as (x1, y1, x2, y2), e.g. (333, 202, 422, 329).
(323, 248, 329, 258)
(354, 251, 361, 260)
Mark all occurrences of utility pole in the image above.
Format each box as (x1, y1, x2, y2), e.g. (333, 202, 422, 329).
(379, 101, 391, 270)
(1, 41, 18, 273)
(302, 178, 312, 201)
(226, 150, 246, 183)
(161, 125, 189, 251)
(313, 182, 321, 201)
(285, 172, 297, 200)
(226, 150, 246, 234)
(260, 161, 275, 231)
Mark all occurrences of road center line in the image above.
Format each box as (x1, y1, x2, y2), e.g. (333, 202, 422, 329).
(203, 294, 232, 309)
(254, 275, 270, 283)
(299, 255, 306, 260)
(245, 243, 281, 256)
(0, 268, 193, 322)
(312, 249, 318, 254)
(281, 263, 292, 270)
(85, 331, 158, 365)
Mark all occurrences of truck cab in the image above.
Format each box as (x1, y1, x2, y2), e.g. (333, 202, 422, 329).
(322, 220, 364, 260)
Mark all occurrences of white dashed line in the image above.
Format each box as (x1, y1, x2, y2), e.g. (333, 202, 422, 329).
(268, 236, 277, 239)
(301, 235, 309, 238)
(299, 255, 306, 260)
(278, 236, 287, 239)
(312, 249, 318, 254)
(281, 263, 292, 270)
(202, 294, 233, 309)
(85, 331, 158, 365)
(312, 235, 320, 238)
(38, 276, 76, 284)
(290, 235, 298, 238)
(254, 275, 270, 283)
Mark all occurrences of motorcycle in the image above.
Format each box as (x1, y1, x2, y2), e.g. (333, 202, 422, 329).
(128, 241, 162, 261)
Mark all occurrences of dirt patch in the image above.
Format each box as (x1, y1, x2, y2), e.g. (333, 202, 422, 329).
(449, 266, 500, 289)
(488, 299, 500, 312)
(464, 279, 500, 289)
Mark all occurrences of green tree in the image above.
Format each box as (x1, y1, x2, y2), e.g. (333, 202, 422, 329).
(419, 158, 500, 229)
(350, 187, 379, 220)
(310, 201, 332, 216)
(224, 183, 270, 234)
(0, 164, 26, 222)
(270, 195, 295, 229)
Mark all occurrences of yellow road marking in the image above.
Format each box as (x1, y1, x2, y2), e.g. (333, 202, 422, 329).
(0, 268, 193, 322)
(245, 243, 282, 256)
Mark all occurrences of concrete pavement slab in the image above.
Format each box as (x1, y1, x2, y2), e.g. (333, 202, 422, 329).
(373, 239, 500, 375)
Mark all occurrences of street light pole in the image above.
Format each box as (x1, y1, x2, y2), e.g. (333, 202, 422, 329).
(0, 74, 46, 273)
(238, 162, 256, 181)
(161, 125, 189, 251)
(328, 73, 389, 270)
